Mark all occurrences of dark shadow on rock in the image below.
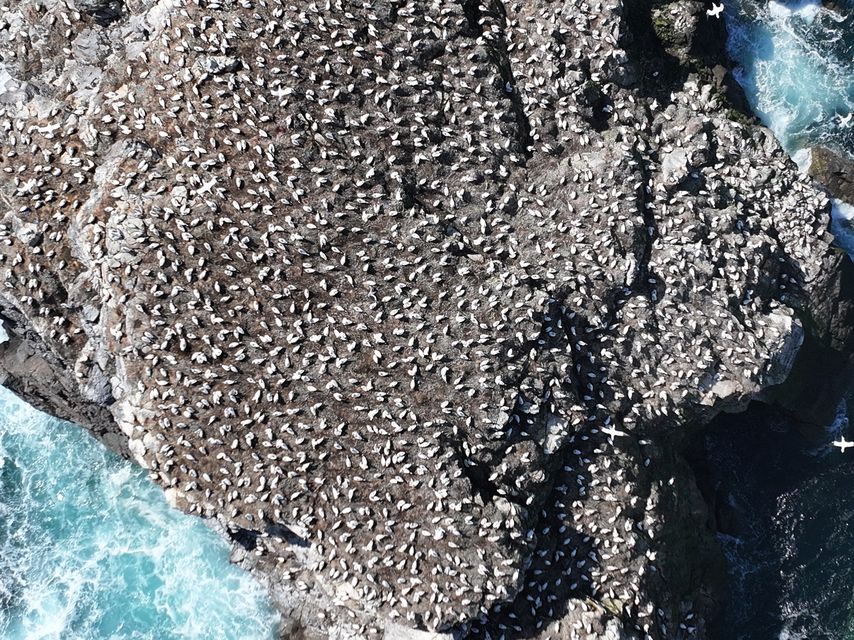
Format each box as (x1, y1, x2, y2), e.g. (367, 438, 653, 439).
(620, 0, 758, 124)
(456, 305, 614, 638)
(635, 429, 728, 639)
(265, 522, 311, 548)
(687, 4, 729, 64)
(228, 525, 260, 551)
(461, 452, 600, 639)
(710, 64, 755, 122)
(459, 301, 728, 639)
(619, 0, 691, 100)
(762, 252, 854, 437)
(74, 0, 124, 25)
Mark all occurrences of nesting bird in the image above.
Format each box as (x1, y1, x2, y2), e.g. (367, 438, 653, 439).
(0, 0, 836, 638)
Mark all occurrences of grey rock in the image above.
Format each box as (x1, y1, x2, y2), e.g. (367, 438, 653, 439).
(661, 147, 690, 185)
(196, 55, 241, 75)
(0, 0, 850, 639)
(809, 146, 854, 203)
(383, 623, 459, 640)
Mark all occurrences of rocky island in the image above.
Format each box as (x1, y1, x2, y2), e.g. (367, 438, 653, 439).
(0, 0, 852, 638)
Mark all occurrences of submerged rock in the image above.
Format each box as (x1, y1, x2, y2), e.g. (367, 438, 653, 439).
(0, 0, 849, 638)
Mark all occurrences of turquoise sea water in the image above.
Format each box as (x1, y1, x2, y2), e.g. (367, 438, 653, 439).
(725, 0, 854, 251)
(726, 0, 853, 158)
(0, 385, 280, 640)
(714, 1, 854, 638)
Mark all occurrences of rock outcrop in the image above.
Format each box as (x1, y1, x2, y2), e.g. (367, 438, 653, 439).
(810, 146, 854, 204)
(0, 0, 847, 638)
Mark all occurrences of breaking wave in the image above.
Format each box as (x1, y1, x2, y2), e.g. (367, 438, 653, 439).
(0, 386, 280, 639)
(726, 0, 853, 158)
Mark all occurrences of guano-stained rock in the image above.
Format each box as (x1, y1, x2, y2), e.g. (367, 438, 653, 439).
(0, 0, 849, 638)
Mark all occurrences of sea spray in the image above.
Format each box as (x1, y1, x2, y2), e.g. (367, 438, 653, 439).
(0, 386, 280, 640)
(725, 0, 854, 158)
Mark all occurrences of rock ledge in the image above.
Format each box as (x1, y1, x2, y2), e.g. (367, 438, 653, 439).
(0, 0, 848, 638)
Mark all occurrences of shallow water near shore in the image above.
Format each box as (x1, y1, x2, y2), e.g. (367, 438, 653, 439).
(0, 386, 280, 639)
(715, 0, 854, 637)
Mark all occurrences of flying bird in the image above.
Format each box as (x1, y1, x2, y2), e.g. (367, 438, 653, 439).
(196, 178, 218, 195)
(707, 3, 725, 17)
(601, 425, 629, 439)
(833, 437, 854, 452)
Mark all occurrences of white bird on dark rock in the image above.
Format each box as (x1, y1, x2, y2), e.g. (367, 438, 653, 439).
(601, 425, 629, 439)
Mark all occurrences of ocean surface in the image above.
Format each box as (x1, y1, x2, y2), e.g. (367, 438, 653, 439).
(712, 0, 854, 638)
(726, 0, 854, 250)
(704, 402, 854, 640)
(726, 0, 853, 158)
(0, 385, 280, 640)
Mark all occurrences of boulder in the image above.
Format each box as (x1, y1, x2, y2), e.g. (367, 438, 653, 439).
(809, 146, 854, 203)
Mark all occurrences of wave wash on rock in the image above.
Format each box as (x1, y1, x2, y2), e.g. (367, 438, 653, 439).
(0, 386, 280, 639)
(0, 0, 852, 638)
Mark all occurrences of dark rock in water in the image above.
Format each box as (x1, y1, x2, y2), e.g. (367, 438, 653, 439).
(809, 146, 854, 203)
(711, 64, 756, 122)
(821, 0, 847, 13)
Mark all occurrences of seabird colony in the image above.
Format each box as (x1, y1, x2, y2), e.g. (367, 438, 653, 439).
(0, 0, 838, 637)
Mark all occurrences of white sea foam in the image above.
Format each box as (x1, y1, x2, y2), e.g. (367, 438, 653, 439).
(790, 147, 813, 174)
(0, 386, 280, 639)
(807, 398, 850, 457)
(726, 0, 854, 159)
(779, 627, 808, 640)
(768, 0, 822, 22)
(830, 199, 854, 257)
(832, 198, 854, 221)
